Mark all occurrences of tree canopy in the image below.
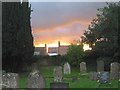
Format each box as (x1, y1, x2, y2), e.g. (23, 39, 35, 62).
(81, 2, 119, 59)
(2, 2, 34, 72)
(66, 44, 85, 67)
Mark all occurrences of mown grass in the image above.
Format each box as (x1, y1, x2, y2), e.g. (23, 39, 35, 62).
(19, 66, 119, 88)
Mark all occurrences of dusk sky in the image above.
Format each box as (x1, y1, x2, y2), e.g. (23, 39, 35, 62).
(30, 2, 106, 47)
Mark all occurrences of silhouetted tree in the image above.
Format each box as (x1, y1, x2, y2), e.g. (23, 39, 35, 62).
(2, 1, 34, 72)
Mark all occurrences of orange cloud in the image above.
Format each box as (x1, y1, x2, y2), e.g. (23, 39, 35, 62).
(32, 19, 91, 47)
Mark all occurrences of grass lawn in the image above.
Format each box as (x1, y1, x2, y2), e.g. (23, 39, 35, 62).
(19, 66, 119, 88)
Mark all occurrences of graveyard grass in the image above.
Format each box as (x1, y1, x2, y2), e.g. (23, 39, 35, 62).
(19, 66, 119, 88)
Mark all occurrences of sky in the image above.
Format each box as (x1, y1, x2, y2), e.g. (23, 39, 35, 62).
(30, 2, 107, 47)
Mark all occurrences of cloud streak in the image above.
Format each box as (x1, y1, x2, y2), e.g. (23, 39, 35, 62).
(30, 2, 106, 47)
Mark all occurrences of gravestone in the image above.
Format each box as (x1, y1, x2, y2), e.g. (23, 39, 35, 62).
(110, 62, 120, 79)
(89, 72, 98, 80)
(53, 66, 62, 82)
(119, 72, 120, 81)
(50, 82, 69, 89)
(2, 73, 19, 88)
(27, 70, 45, 88)
(63, 62, 71, 74)
(97, 72, 111, 87)
(80, 62, 87, 73)
(97, 60, 104, 72)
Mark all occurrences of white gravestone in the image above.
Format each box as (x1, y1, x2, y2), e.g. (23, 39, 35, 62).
(63, 62, 71, 74)
(80, 62, 87, 73)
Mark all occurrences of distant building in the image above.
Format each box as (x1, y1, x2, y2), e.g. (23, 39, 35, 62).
(58, 46, 69, 55)
(48, 47, 58, 53)
(47, 41, 69, 56)
(34, 42, 69, 56)
(34, 44, 47, 56)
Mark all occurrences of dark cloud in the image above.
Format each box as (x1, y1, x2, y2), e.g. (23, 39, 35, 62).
(31, 2, 106, 29)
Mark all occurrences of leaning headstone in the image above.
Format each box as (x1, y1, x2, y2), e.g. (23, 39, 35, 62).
(27, 70, 45, 88)
(2, 73, 19, 88)
(53, 66, 62, 82)
(63, 62, 71, 74)
(110, 62, 120, 79)
(97, 60, 104, 72)
(89, 72, 98, 80)
(80, 62, 87, 73)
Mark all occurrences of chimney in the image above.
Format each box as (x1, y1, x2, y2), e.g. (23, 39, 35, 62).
(58, 41, 60, 47)
(45, 44, 47, 48)
(45, 44, 47, 55)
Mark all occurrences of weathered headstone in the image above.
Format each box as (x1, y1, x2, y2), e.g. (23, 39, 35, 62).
(97, 60, 104, 72)
(53, 66, 62, 82)
(110, 62, 120, 79)
(80, 62, 87, 73)
(27, 70, 45, 88)
(2, 72, 19, 88)
(89, 72, 98, 80)
(63, 62, 71, 74)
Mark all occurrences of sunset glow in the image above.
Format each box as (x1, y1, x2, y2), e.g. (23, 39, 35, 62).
(31, 2, 106, 51)
(83, 44, 92, 51)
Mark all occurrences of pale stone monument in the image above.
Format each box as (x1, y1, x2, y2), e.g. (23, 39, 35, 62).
(80, 62, 87, 73)
(97, 60, 104, 72)
(63, 62, 71, 74)
(2, 72, 19, 88)
(53, 66, 62, 82)
(27, 70, 45, 88)
(110, 62, 120, 79)
(89, 72, 98, 80)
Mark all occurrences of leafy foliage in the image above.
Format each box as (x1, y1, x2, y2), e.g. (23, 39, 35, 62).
(66, 44, 85, 66)
(81, 3, 119, 59)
